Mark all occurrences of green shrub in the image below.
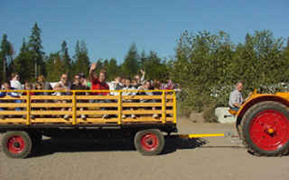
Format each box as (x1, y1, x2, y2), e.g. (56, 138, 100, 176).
(203, 103, 217, 123)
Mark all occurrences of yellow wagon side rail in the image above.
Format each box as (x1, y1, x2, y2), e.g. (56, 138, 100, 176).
(0, 90, 177, 126)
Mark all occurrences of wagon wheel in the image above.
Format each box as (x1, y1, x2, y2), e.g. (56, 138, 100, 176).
(1, 131, 33, 159)
(134, 129, 165, 155)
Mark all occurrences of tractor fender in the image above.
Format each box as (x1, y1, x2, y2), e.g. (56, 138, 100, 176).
(236, 94, 289, 128)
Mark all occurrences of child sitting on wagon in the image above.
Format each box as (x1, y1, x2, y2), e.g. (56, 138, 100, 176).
(137, 81, 158, 119)
(0, 81, 22, 119)
(122, 78, 137, 119)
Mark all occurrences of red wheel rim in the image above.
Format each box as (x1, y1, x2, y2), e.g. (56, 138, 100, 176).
(140, 133, 159, 151)
(249, 110, 289, 151)
(6, 136, 25, 154)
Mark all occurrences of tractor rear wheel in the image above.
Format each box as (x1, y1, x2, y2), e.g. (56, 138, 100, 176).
(241, 101, 289, 156)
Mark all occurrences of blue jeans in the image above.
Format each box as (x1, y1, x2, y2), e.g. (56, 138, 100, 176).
(230, 107, 239, 111)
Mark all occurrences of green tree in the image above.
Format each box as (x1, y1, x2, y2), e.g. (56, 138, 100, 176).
(172, 30, 288, 121)
(172, 31, 235, 115)
(283, 39, 289, 82)
(121, 43, 139, 77)
(141, 51, 168, 81)
(45, 53, 65, 82)
(12, 39, 34, 82)
(106, 58, 119, 80)
(103, 59, 109, 72)
(231, 31, 285, 93)
(61, 40, 71, 77)
(28, 23, 45, 79)
(73, 41, 90, 77)
(0, 34, 14, 82)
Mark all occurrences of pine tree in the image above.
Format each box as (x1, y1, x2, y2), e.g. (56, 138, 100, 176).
(73, 41, 90, 77)
(45, 53, 65, 82)
(0, 34, 13, 82)
(12, 39, 34, 82)
(106, 58, 119, 80)
(142, 51, 168, 81)
(103, 59, 109, 72)
(61, 40, 71, 76)
(28, 23, 45, 79)
(140, 50, 147, 67)
(121, 43, 139, 77)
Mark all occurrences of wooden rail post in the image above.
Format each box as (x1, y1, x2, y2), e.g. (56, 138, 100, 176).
(173, 91, 177, 123)
(118, 91, 122, 125)
(72, 91, 77, 125)
(26, 91, 31, 125)
(162, 91, 166, 123)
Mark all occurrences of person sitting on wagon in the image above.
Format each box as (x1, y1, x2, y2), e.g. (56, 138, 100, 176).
(70, 74, 89, 120)
(37, 75, 52, 95)
(89, 62, 110, 119)
(122, 78, 137, 119)
(23, 82, 36, 119)
(138, 81, 158, 119)
(53, 73, 71, 119)
(54, 73, 71, 93)
(79, 73, 90, 90)
(134, 69, 146, 89)
(2, 81, 21, 98)
(108, 76, 123, 96)
(229, 81, 244, 111)
(0, 81, 21, 119)
(10, 73, 22, 91)
(10, 73, 23, 105)
(36, 76, 52, 116)
(0, 81, 21, 100)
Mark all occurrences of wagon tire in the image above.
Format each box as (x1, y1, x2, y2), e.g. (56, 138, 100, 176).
(134, 129, 165, 156)
(1, 131, 33, 159)
(241, 101, 289, 156)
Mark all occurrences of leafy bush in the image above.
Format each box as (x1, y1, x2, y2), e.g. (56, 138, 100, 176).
(171, 30, 289, 122)
(203, 103, 218, 123)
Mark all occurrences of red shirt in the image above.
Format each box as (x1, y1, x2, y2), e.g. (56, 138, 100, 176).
(91, 78, 109, 95)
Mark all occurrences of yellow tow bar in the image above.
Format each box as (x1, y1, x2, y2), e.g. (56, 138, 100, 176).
(179, 133, 225, 138)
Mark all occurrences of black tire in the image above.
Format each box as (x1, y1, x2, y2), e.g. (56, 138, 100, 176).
(134, 129, 165, 156)
(241, 101, 289, 156)
(1, 131, 33, 159)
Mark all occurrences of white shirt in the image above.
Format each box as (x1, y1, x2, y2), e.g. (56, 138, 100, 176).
(10, 80, 22, 90)
(229, 89, 243, 108)
(122, 86, 136, 96)
(108, 81, 118, 96)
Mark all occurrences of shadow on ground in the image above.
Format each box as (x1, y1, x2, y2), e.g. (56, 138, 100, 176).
(31, 135, 207, 158)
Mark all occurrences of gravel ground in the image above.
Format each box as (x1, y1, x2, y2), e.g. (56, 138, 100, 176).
(1, 118, 289, 180)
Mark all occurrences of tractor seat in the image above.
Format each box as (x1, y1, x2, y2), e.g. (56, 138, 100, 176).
(228, 109, 238, 116)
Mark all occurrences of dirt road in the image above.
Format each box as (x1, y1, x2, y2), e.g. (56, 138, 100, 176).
(1, 119, 289, 180)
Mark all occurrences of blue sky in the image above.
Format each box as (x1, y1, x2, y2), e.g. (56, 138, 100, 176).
(0, 0, 288, 63)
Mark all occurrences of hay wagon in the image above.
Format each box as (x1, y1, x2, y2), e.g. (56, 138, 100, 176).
(0, 89, 178, 158)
